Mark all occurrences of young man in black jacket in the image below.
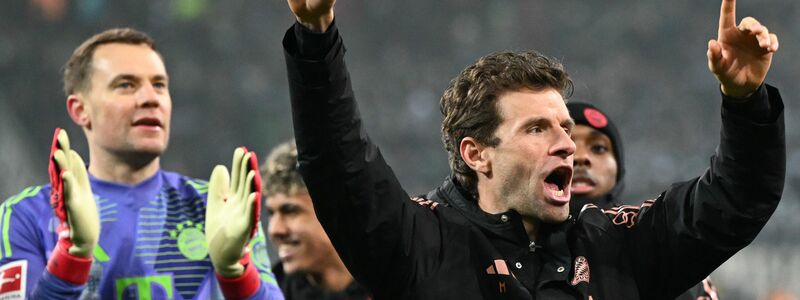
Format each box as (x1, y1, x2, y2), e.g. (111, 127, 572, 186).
(282, 0, 784, 298)
(263, 141, 371, 300)
(567, 101, 719, 299)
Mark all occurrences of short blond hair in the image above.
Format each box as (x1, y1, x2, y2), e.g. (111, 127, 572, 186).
(63, 28, 158, 96)
(261, 141, 307, 197)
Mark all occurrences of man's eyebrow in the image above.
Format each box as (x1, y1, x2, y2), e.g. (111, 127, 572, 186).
(590, 129, 606, 137)
(278, 203, 298, 211)
(520, 117, 548, 129)
(562, 119, 576, 129)
(586, 129, 613, 145)
(108, 74, 140, 87)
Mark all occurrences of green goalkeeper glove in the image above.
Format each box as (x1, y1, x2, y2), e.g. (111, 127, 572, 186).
(206, 147, 262, 277)
(50, 128, 100, 257)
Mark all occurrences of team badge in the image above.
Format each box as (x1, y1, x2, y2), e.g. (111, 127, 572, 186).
(170, 220, 208, 261)
(0, 260, 27, 299)
(249, 227, 271, 271)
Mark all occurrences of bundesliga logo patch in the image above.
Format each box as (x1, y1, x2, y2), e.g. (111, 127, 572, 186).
(0, 260, 27, 299)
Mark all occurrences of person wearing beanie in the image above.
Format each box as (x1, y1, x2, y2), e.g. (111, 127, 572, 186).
(568, 101, 719, 300)
(566, 102, 625, 217)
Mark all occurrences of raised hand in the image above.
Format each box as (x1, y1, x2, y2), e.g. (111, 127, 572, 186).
(50, 128, 99, 257)
(287, 0, 335, 32)
(206, 147, 262, 277)
(707, 0, 779, 97)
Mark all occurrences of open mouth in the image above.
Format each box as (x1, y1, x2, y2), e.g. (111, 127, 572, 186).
(571, 172, 596, 194)
(277, 241, 300, 260)
(132, 117, 163, 128)
(543, 166, 572, 203)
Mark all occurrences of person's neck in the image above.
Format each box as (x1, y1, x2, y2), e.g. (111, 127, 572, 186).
(88, 148, 161, 185)
(521, 217, 540, 242)
(476, 180, 540, 242)
(305, 258, 354, 292)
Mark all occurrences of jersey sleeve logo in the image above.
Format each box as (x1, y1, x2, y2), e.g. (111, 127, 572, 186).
(603, 199, 655, 228)
(0, 260, 27, 298)
(570, 256, 590, 285)
(410, 197, 439, 211)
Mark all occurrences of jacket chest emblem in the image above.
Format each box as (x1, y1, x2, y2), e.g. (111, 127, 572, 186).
(485, 259, 511, 276)
(485, 259, 514, 294)
(571, 256, 590, 285)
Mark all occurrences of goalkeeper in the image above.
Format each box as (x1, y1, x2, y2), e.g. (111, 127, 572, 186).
(0, 29, 283, 299)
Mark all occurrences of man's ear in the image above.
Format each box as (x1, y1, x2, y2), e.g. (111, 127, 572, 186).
(66, 94, 90, 129)
(460, 137, 492, 175)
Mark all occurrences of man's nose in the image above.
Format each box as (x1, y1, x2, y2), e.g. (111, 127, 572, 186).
(574, 145, 591, 167)
(135, 83, 161, 108)
(551, 128, 576, 159)
(268, 215, 288, 239)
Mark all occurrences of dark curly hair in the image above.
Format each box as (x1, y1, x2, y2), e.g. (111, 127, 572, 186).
(440, 50, 573, 196)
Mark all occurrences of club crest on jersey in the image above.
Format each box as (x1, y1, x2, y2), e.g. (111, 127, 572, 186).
(571, 256, 590, 285)
(0, 260, 27, 299)
(169, 220, 208, 261)
(248, 227, 271, 271)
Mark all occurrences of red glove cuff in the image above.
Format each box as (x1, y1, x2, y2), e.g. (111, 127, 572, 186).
(216, 256, 261, 300)
(47, 238, 93, 285)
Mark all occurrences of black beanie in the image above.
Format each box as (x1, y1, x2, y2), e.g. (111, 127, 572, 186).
(566, 102, 625, 186)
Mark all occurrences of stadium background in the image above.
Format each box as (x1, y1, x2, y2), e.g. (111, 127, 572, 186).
(0, 0, 797, 298)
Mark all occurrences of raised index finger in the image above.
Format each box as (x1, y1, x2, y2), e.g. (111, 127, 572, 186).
(719, 0, 737, 30)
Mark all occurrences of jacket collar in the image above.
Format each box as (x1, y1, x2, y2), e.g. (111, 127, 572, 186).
(427, 177, 573, 262)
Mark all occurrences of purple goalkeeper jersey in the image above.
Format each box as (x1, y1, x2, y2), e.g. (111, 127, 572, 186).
(0, 170, 283, 300)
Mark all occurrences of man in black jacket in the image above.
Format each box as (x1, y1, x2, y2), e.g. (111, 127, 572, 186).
(283, 0, 784, 298)
(567, 101, 719, 299)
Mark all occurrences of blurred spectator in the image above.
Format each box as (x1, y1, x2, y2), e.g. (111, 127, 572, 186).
(263, 141, 371, 300)
(30, 0, 66, 21)
(764, 290, 798, 300)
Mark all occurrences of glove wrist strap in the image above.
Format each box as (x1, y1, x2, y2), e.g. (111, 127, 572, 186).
(47, 238, 93, 285)
(216, 255, 261, 300)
